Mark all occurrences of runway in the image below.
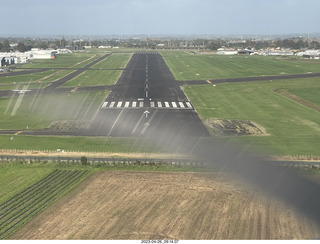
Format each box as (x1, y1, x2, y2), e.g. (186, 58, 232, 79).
(86, 52, 209, 138)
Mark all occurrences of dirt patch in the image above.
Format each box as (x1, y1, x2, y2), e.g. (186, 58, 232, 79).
(10, 171, 320, 240)
(0, 149, 187, 160)
(42, 120, 89, 133)
(205, 119, 268, 136)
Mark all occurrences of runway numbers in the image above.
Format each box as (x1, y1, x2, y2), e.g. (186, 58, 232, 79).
(101, 101, 193, 110)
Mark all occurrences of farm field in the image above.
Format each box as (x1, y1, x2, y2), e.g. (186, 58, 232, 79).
(10, 171, 320, 240)
(160, 51, 320, 81)
(0, 167, 89, 239)
(183, 77, 320, 157)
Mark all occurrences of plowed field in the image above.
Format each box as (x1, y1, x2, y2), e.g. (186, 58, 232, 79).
(10, 171, 320, 240)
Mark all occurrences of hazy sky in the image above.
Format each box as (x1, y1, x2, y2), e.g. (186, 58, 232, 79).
(1, 0, 319, 36)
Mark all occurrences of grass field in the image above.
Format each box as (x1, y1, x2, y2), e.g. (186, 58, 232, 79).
(0, 90, 107, 130)
(0, 167, 89, 239)
(183, 77, 320, 156)
(161, 51, 320, 80)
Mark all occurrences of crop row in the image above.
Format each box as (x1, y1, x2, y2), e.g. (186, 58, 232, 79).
(0, 170, 89, 239)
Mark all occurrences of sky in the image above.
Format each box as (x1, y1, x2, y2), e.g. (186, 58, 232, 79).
(1, 0, 319, 36)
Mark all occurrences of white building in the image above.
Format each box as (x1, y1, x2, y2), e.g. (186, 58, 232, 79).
(28, 50, 55, 59)
(216, 48, 238, 55)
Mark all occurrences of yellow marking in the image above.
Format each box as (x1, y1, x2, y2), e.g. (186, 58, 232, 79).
(206, 80, 212, 84)
(71, 86, 80, 93)
(14, 131, 23, 135)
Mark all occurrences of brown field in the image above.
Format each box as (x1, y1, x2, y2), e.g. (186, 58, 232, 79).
(10, 171, 320, 240)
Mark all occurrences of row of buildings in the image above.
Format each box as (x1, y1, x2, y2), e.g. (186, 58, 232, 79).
(0, 49, 71, 67)
(216, 48, 320, 58)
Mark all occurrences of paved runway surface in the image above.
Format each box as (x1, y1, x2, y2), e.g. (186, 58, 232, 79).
(87, 52, 209, 138)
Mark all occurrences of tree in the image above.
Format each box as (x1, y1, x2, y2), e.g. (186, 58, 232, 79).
(80, 156, 88, 166)
(17, 42, 27, 52)
(1, 39, 10, 52)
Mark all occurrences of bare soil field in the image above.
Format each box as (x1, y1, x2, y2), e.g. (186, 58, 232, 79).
(10, 171, 320, 240)
(204, 119, 268, 137)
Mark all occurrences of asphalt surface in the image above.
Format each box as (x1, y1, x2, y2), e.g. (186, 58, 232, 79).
(86, 52, 209, 138)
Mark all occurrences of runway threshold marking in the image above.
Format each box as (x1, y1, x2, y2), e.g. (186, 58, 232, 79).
(179, 102, 185, 108)
(101, 101, 194, 109)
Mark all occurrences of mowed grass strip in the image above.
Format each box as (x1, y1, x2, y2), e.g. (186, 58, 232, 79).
(62, 69, 121, 87)
(0, 135, 167, 154)
(91, 53, 132, 69)
(0, 90, 107, 130)
(161, 51, 320, 80)
(184, 77, 320, 156)
(0, 169, 89, 239)
(63, 53, 132, 87)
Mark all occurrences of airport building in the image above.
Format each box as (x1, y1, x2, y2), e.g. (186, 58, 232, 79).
(0, 50, 56, 67)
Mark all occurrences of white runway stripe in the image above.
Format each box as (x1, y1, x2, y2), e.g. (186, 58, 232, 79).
(101, 101, 194, 109)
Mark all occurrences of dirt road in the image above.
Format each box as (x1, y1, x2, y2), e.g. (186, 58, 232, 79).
(10, 171, 320, 240)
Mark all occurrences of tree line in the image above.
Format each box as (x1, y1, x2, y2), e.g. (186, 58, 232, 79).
(1, 36, 320, 52)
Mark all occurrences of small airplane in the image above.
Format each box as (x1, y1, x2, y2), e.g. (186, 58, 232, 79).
(12, 89, 31, 94)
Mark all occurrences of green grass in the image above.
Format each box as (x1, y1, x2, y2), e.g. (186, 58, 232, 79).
(22, 52, 105, 69)
(288, 87, 320, 105)
(184, 77, 320, 156)
(160, 51, 320, 80)
(0, 135, 166, 153)
(62, 69, 121, 87)
(0, 164, 54, 202)
(91, 53, 132, 69)
(0, 70, 57, 85)
(62, 53, 132, 87)
(0, 90, 108, 130)
(0, 168, 90, 239)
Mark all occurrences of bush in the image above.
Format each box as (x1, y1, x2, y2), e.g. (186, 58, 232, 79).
(80, 156, 88, 166)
